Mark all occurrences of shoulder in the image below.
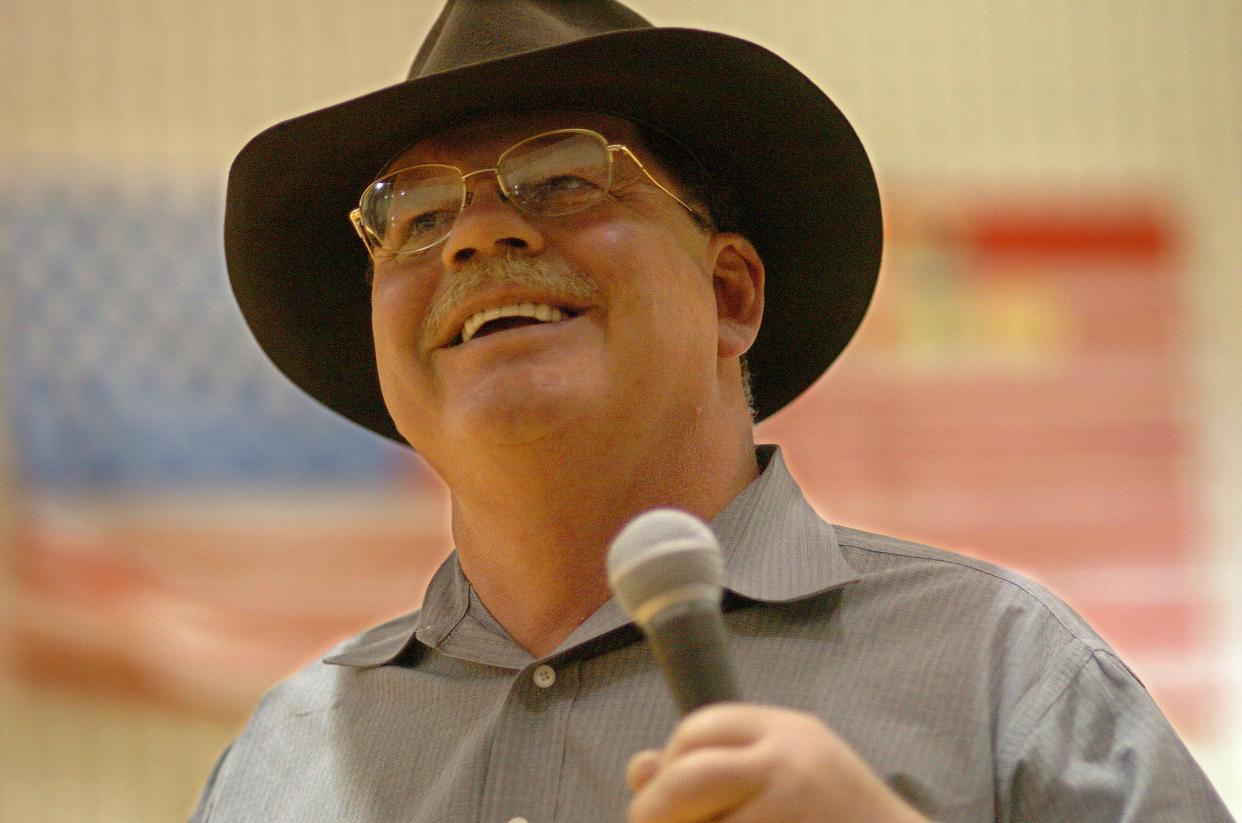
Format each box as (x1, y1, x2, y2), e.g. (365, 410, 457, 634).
(250, 608, 423, 723)
(230, 609, 422, 755)
(832, 524, 1115, 657)
(825, 528, 1221, 798)
(819, 523, 1145, 735)
(191, 609, 424, 820)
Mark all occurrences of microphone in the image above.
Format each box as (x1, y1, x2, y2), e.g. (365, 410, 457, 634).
(607, 508, 741, 715)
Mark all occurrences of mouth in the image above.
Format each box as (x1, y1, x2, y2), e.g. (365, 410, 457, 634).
(451, 302, 581, 346)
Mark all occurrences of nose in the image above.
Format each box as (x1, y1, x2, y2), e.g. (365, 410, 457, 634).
(440, 176, 546, 269)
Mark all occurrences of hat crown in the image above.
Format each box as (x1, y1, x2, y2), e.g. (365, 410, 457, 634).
(408, 0, 652, 80)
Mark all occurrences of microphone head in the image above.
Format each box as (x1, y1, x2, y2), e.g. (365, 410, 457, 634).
(607, 508, 724, 625)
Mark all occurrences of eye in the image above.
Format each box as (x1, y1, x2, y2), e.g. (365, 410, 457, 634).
(514, 170, 605, 215)
(409, 209, 454, 233)
(384, 208, 456, 253)
(543, 174, 595, 190)
(524, 173, 598, 196)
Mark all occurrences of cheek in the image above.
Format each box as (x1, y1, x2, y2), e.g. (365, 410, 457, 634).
(369, 279, 440, 446)
(597, 232, 716, 325)
(569, 220, 713, 299)
(368, 270, 446, 430)
(370, 268, 436, 354)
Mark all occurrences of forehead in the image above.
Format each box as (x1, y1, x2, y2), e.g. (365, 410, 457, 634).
(383, 110, 648, 172)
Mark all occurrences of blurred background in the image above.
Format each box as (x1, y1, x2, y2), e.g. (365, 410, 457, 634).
(1, 0, 1238, 819)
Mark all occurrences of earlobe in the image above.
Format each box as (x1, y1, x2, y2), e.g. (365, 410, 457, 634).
(711, 233, 765, 358)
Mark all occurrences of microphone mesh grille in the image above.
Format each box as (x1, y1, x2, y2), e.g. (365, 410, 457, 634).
(607, 508, 723, 620)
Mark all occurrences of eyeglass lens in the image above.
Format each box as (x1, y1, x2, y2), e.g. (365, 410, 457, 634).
(360, 130, 614, 257)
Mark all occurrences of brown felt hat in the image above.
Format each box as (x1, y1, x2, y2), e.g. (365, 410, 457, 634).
(225, 0, 882, 443)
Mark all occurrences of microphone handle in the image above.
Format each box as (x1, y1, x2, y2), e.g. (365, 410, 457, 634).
(644, 599, 741, 715)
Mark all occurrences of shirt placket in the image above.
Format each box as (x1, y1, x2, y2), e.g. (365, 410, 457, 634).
(479, 657, 581, 823)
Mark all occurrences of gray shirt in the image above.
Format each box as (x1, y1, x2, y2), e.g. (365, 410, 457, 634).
(192, 446, 1232, 822)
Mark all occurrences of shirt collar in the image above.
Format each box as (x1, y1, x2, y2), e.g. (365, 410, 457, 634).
(715, 444, 860, 602)
(323, 552, 469, 668)
(325, 444, 859, 669)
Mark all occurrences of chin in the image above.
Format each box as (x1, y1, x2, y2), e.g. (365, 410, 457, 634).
(450, 373, 599, 448)
(454, 403, 582, 449)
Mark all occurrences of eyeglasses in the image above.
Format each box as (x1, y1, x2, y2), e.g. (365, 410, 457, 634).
(350, 128, 709, 261)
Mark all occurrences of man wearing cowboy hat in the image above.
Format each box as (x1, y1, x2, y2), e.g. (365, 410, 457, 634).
(195, 1, 1231, 821)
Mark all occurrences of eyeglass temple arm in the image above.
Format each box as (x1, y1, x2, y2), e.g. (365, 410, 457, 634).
(610, 145, 712, 230)
(350, 208, 380, 261)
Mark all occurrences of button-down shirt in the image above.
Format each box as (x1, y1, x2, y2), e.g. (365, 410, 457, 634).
(192, 446, 1232, 822)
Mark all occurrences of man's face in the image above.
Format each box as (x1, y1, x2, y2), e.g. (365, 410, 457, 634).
(368, 111, 735, 471)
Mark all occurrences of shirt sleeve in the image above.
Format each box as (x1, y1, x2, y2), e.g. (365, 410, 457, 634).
(1006, 648, 1234, 822)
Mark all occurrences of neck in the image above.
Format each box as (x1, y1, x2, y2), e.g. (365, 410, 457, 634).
(440, 409, 758, 658)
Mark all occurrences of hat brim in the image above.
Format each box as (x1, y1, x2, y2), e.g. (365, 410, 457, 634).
(225, 27, 882, 443)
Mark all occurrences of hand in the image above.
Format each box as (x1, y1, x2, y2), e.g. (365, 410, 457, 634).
(625, 703, 929, 823)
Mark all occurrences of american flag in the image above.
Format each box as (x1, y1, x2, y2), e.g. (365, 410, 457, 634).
(3, 179, 444, 717)
(4, 179, 410, 491)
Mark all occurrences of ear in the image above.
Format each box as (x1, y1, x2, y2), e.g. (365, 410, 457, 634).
(708, 233, 765, 358)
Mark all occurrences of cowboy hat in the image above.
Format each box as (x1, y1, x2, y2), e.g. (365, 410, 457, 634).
(225, 0, 882, 442)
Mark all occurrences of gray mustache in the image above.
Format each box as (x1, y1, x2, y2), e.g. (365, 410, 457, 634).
(421, 254, 601, 346)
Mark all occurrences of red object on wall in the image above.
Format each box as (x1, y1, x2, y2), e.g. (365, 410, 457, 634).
(760, 194, 1212, 732)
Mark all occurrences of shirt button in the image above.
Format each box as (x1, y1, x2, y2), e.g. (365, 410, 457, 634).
(532, 664, 556, 688)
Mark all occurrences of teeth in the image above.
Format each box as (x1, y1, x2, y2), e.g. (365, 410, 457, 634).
(460, 303, 569, 343)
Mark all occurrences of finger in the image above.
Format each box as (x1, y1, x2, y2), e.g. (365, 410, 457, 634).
(662, 703, 771, 761)
(627, 749, 661, 792)
(704, 796, 768, 823)
(705, 781, 806, 823)
(628, 743, 767, 823)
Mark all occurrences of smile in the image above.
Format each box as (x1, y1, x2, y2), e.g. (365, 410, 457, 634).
(458, 302, 576, 345)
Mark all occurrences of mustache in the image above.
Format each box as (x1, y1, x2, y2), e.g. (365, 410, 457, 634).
(421, 254, 601, 347)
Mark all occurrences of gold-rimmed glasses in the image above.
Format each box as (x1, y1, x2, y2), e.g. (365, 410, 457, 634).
(349, 128, 709, 261)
